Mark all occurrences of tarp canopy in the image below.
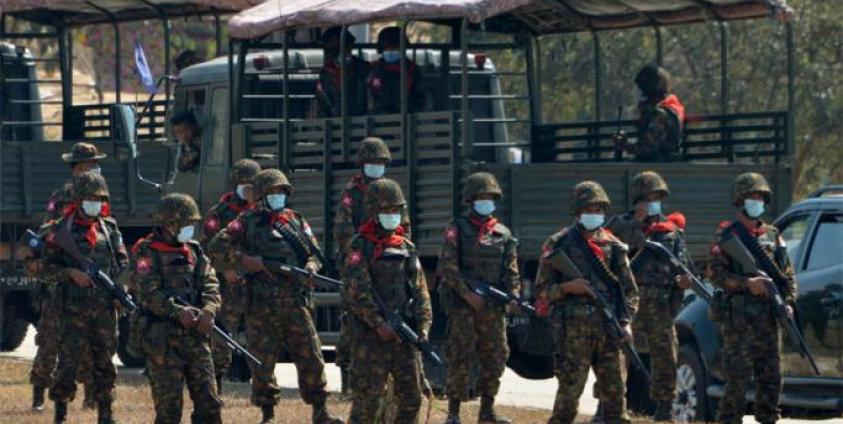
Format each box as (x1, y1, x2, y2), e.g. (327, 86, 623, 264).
(0, 0, 263, 26)
(229, 0, 792, 40)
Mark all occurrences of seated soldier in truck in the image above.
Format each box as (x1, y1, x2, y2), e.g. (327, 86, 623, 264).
(171, 110, 202, 173)
(367, 26, 425, 115)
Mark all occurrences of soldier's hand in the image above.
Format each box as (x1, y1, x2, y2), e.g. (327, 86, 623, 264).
(178, 308, 199, 329)
(68, 268, 94, 288)
(239, 254, 266, 274)
(506, 300, 520, 315)
(376, 323, 398, 342)
(462, 290, 485, 312)
(676, 274, 692, 290)
(224, 269, 244, 285)
(621, 324, 634, 343)
(633, 201, 648, 223)
(785, 305, 795, 320)
(562, 278, 595, 298)
(197, 311, 214, 335)
(746, 276, 771, 298)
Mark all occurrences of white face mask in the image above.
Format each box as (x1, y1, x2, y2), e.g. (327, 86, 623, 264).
(473, 200, 496, 216)
(744, 199, 765, 219)
(647, 201, 662, 217)
(90, 166, 102, 176)
(177, 225, 195, 243)
(81, 200, 102, 217)
(363, 163, 386, 179)
(580, 213, 605, 231)
(378, 213, 402, 231)
(266, 194, 287, 211)
(236, 184, 251, 201)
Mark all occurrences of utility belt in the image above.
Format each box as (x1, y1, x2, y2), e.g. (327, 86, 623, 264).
(61, 283, 110, 303)
(710, 290, 773, 324)
(247, 271, 310, 307)
(556, 297, 602, 318)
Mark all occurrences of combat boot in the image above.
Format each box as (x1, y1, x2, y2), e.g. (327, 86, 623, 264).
(97, 401, 116, 424)
(312, 399, 343, 424)
(445, 398, 461, 424)
(652, 400, 673, 422)
(260, 405, 274, 424)
(54, 401, 68, 424)
(32, 385, 46, 411)
(478, 395, 511, 424)
(83, 383, 97, 409)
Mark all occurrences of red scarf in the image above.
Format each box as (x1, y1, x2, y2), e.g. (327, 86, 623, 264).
(221, 192, 251, 214)
(358, 219, 405, 262)
(269, 210, 294, 226)
(581, 228, 614, 261)
(659, 94, 686, 123)
(377, 60, 417, 91)
(73, 217, 99, 248)
(351, 174, 369, 193)
(469, 215, 498, 244)
(643, 212, 686, 235)
(148, 241, 193, 265)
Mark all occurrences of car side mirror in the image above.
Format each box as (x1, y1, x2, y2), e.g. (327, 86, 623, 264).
(110, 104, 138, 161)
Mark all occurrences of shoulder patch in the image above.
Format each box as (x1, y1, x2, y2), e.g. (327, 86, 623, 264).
(347, 250, 363, 267)
(135, 256, 152, 276)
(444, 225, 458, 244)
(341, 192, 354, 209)
(226, 217, 244, 234)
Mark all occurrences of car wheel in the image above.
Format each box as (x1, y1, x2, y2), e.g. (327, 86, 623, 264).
(673, 344, 712, 422)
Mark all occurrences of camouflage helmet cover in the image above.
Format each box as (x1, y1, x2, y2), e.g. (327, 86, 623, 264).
(570, 180, 611, 215)
(357, 137, 391, 164)
(631, 170, 670, 203)
(463, 172, 503, 202)
(376, 26, 406, 53)
(634, 64, 671, 96)
(365, 178, 406, 214)
(732, 172, 771, 204)
(253, 168, 292, 199)
(230, 159, 261, 184)
(154, 193, 201, 224)
(72, 171, 109, 200)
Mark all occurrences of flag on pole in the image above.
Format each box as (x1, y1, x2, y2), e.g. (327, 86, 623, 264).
(134, 39, 157, 94)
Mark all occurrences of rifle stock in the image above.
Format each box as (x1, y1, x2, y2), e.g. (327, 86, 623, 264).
(462, 278, 536, 316)
(642, 241, 713, 303)
(262, 260, 342, 290)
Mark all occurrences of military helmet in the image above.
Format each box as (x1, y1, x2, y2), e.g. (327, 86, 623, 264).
(357, 137, 392, 164)
(62, 142, 107, 163)
(631, 171, 670, 203)
(376, 26, 406, 53)
(569, 181, 611, 215)
(154, 193, 201, 224)
(230, 159, 261, 184)
(365, 178, 406, 214)
(634, 64, 671, 97)
(463, 172, 503, 202)
(253, 169, 292, 199)
(732, 172, 771, 205)
(72, 171, 109, 200)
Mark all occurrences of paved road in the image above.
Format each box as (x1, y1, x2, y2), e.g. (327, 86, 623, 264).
(3, 326, 835, 423)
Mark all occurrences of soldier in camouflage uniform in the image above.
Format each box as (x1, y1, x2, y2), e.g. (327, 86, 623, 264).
(29, 142, 104, 411)
(36, 172, 128, 424)
(171, 110, 202, 173)
(131, 193, 223, 424)
(367, 27, 425, 115)
(613, 65, 685, 162)
(536, 181, 639, 424)
(203, 158, 261, 390)
(344, 178, 432, 423)
(208, 169, 342, 424)
(606, 171, 692, 421)
(709, 173, 796, 424)
(315, 27, 370, 118)
(438, 172, 519, 424)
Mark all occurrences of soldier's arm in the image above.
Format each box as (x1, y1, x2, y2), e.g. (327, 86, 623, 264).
(334, 188, 356, 253)
(535, 237, 564, 301)
(774, 231, 798, 304)
(708, 225, 749, 292)
(202, 206, 223, 240)
(110, 224, 130, 270)
(606, 213, 645, 251)
(298, 215, 323, 273)
(412, 261, 433, 338)
(503, 238, 521, 296)
(208, 216, 248, 270)
(196, 249, 222, 316)
(39, 226, 74, 285)
(437, 223, 468, 294)
(22, 223, 55, 277)
(346, 247, 385, 330)
(614, 243, 639, 322)
(133, 247, 186, 319)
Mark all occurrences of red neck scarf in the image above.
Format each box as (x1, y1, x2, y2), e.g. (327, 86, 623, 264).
(351, 173, 369, 193)
(469, 215, 498, 244)
(378, 60, 417, 91)
(644, 212, 686, 235)
(221, 192, 251, 213)
(581, 227, 613, 261)
(72, 215, 99, 248)
(659, 94, 686, 123)
(147, 232, 193, 264)
(358, 219, 405, 262)
(269, 209, 293, 226)
(741, 220, 767, 237)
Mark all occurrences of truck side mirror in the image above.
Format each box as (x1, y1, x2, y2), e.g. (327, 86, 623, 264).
(110, 104, 138, 161)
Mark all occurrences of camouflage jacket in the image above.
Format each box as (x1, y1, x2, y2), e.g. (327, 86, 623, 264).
(536, 224, 639, 323)
(343, 231, 432, 337)
(367, 59, 425, 115)
(437, 214, 520, 305)
(43, 181, 73, 223)
(709, 220, 797, 304)
(315, 56, 370, 118)
(631, 94, 684, 162)
(606, 212, 690, 286)
(334, 174, 412, 255)
(203, 191, 250, 242)
(177, 139, 201, 173)
(131, 230, 221, 321)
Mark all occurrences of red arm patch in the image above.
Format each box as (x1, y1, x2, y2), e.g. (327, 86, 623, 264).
(341, 193, 354, 210)
(135, 257, 152, 276)
(226, 218, 244, 234)
(444, 226, 458, 244)
(347, 250, 363, 267)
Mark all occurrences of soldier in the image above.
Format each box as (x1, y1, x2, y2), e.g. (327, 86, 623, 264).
(131, 193, 223, 424)
(37, 172, 128, 424)
(30, 142, 104, 411)
(536, 181, 639, 424)
(368, 26, 425, 115)
(171, 110, 202, 173)
(437, 172, 519, 424)
(344, 178, 432, 423)
(208, 169, 342, 424)
(203, 158, 261, 390)
(606, 171, 692, 421)
(709, 172, 795, 424)
(315, 27, 370, 118)
(613, 65, 685, 162)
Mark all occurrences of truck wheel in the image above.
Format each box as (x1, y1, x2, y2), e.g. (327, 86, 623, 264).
(116, 315, 145, 368)
(506, 351, 553, 380)
(1, 307, 29, 351)
(674, 344, 712, 422)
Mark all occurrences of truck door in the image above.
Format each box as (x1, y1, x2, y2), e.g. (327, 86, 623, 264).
(198, 87, 230, 212)
(170, 86, 207, 197)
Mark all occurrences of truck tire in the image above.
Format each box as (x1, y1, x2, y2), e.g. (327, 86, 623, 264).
(506, 351, 553, 380)
(674, 343, 713, 422)
(116, 315, 145, 368)
(1, 307, 29, 351)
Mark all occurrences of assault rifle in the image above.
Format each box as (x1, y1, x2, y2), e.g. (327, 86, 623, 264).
(546, 247, 651, 383)
(719, 236, 821, 375)
(172, 296, 262, 366)
(23, 228, 137, 312)
(462, 278, 536, 316)
(642, 241, 714, 303)
(369, 288, 443, 366)
(262, 260, 342, 291)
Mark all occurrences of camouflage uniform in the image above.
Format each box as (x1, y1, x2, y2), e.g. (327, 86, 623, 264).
(38, 172, 127, 423)
(606, 171, 690, 419)
(208, 169, 341, 423)
(132, 194, 223, 424)
(627, 65, 685, 162)
(315, 27, 370, 118)
(536, 181, 639, 424)
(438, 172, 518, 423)
(710, 173, 795, 424)
(203, 159, 260, 384)
(344, 179, 432, 424)
(368, 27, 425, 115)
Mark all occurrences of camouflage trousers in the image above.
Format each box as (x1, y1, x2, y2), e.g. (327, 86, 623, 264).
(335, 280, 352, 371)
(633, 286, 678, 402)
(445, 304, 508, 401)
(30, 296, 93, 389)
(145, 322, 222, 424)
(49, 298, 117, 404)
(212, 281, 249, 377)
(246, 295, 328, 407)
(550, 310, 629, 424)
(349, 320, 422, 424)
(717, 300, 782, 424)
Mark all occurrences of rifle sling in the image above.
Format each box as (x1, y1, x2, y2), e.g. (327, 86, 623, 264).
(730, 222, 789, 290)
(271, 220, 311, 266)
